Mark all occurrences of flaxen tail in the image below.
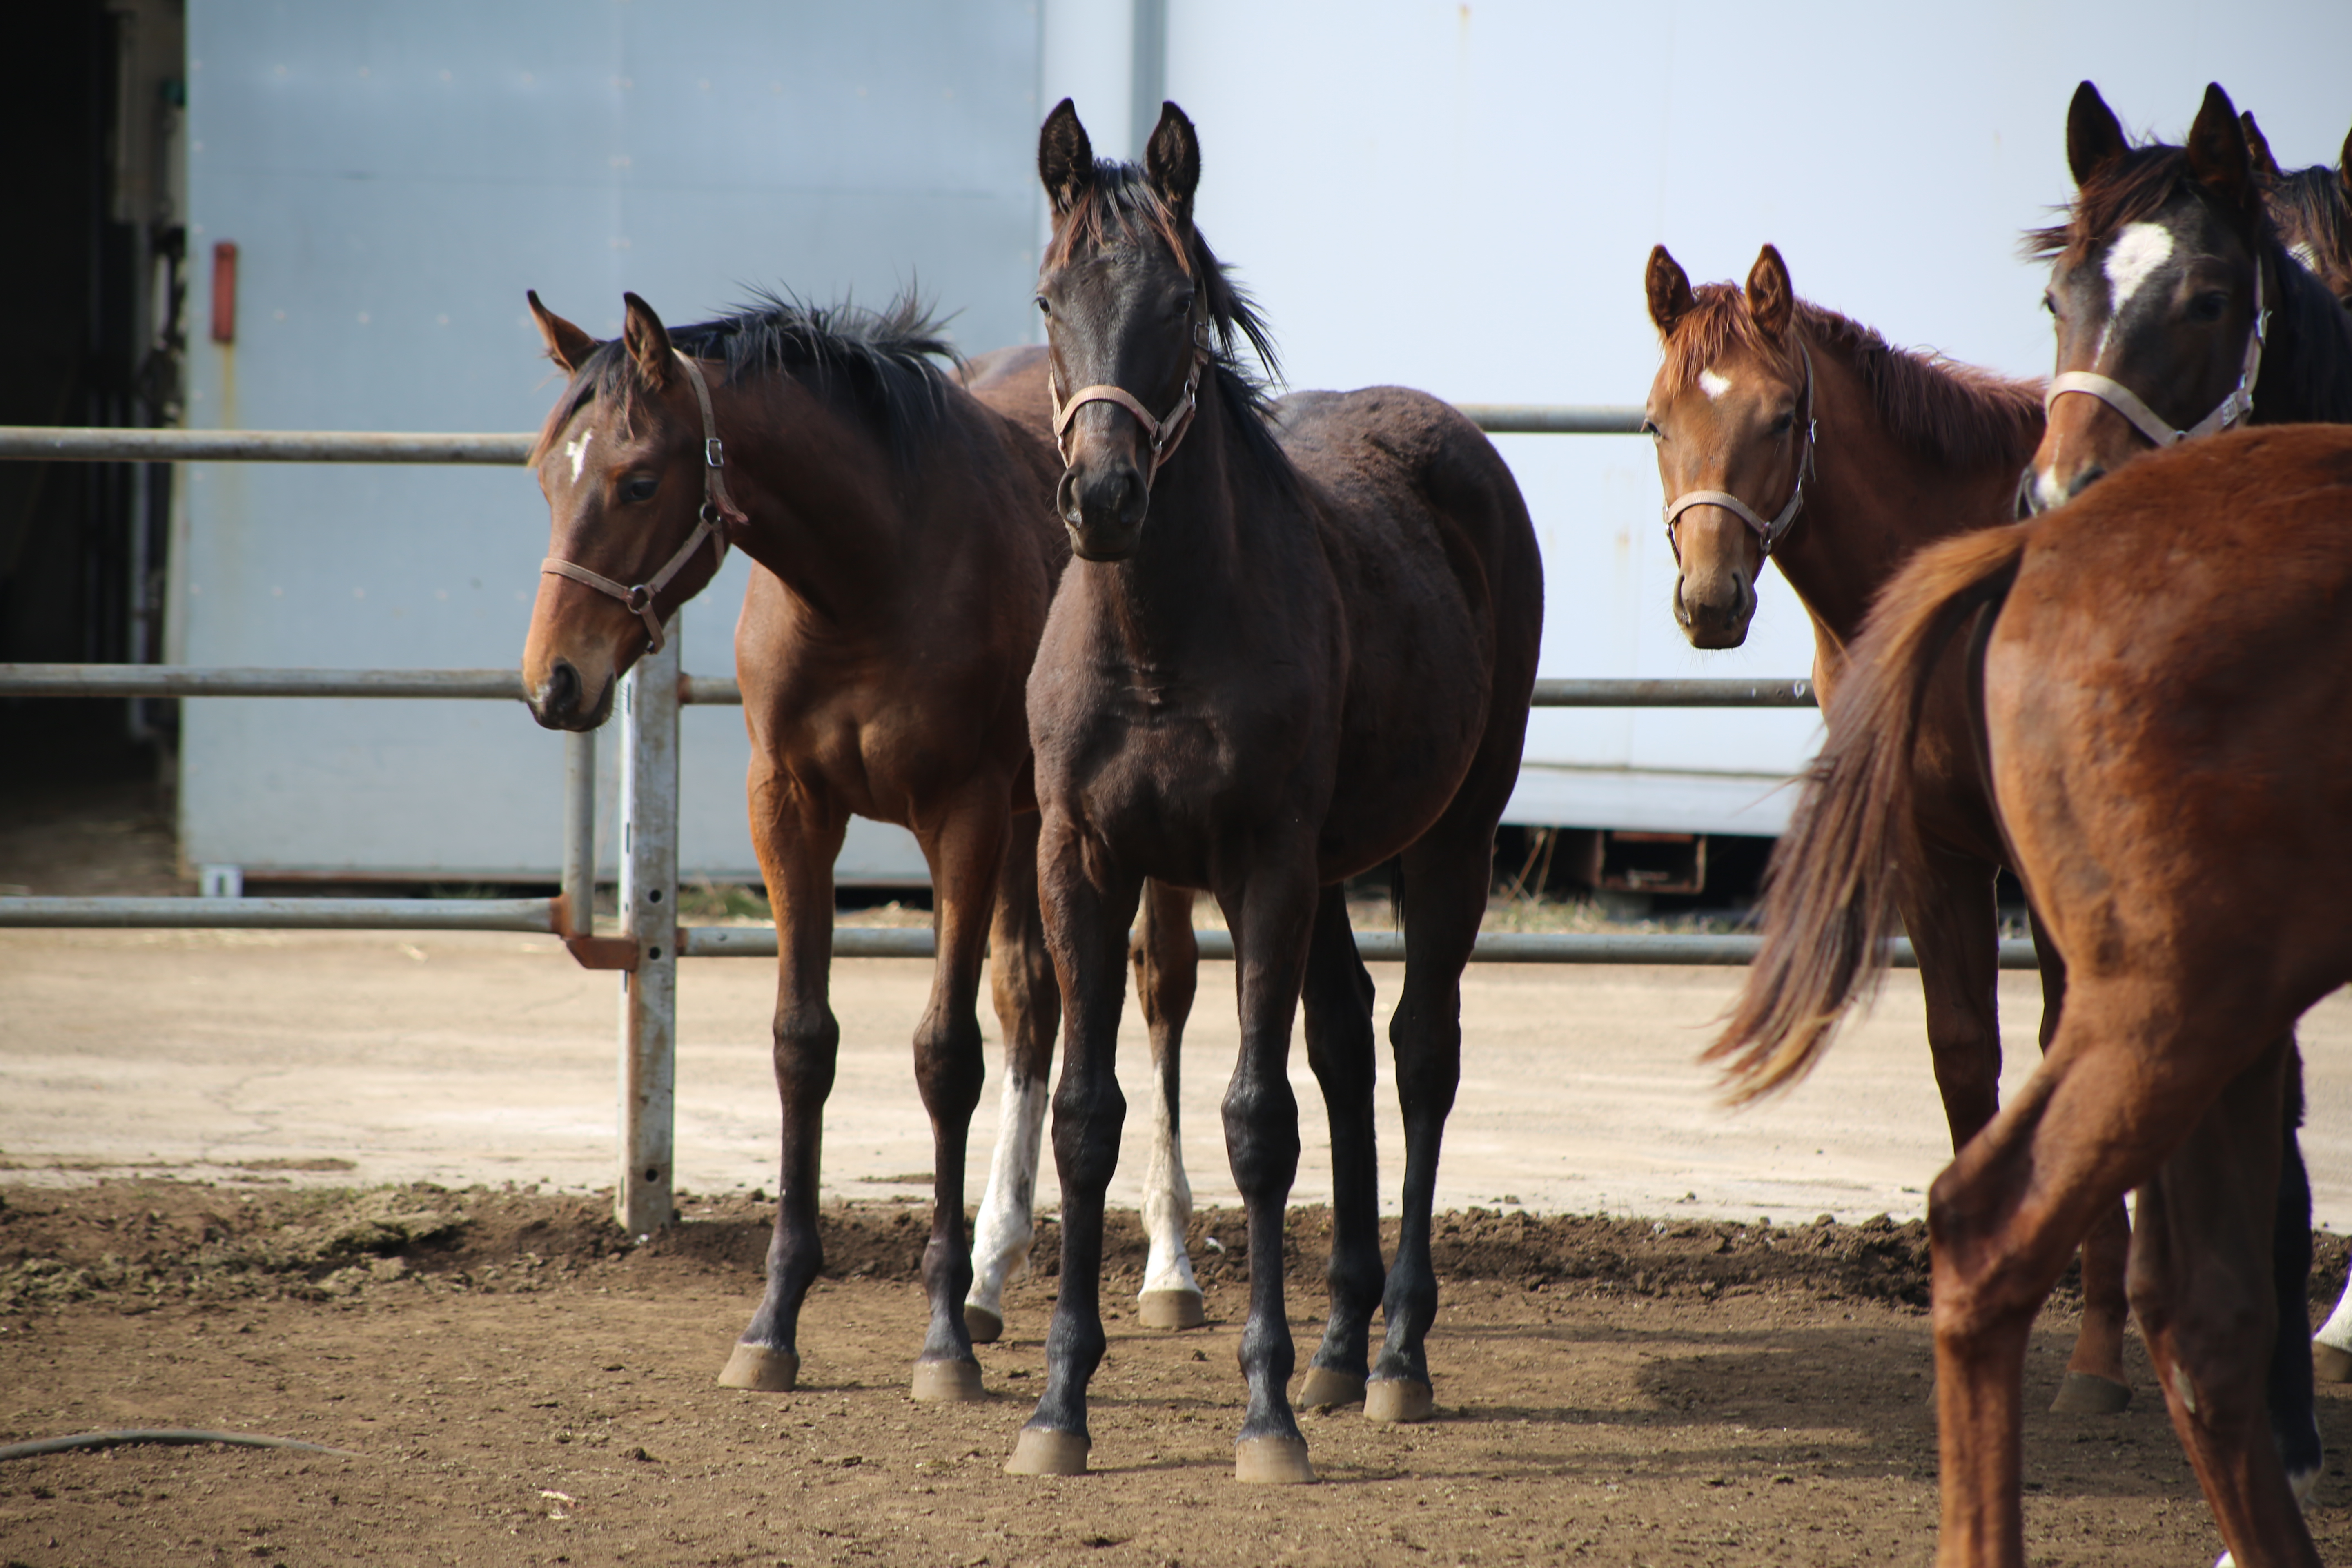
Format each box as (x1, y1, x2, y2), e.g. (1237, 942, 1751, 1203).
(1707, 521, 2033, 1102)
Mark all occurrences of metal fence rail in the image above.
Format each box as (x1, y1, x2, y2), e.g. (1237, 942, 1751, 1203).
(0, 412, 1869, 1230)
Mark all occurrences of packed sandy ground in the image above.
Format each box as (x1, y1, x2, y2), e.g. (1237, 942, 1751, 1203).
(7, 1181, 2352, 1568)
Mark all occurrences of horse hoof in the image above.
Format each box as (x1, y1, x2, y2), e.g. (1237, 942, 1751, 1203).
(1365, 1376, 1434, 1424)
(1297, 1367, 1366, 1410)
(2315, 1340, 2352, 1384)
(1137, 1287, 1206, 1330)
(965, 1303, 1004, 1345)
(1235, 1435, 1314, 1485)
(2048, 1371, 2131, 1415)
(1004, 1427, 1089, 1477)
(717, 1343, 799, 1392)
(911, 1357, 986, 1403)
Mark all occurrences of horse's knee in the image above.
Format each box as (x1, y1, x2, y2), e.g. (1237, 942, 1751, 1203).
(1221, 1076, 1301, 1196)
(1050, 1075, 1126, 1192)
(912, 1017, 985, 1123)
(772, 1013, 840, 1102)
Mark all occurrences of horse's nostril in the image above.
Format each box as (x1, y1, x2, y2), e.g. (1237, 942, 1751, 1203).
(545, 659, 580, 717)
(2068, 465, 2105, 501)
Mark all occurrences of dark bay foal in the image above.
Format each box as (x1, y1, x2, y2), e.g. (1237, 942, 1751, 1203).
(1006, 100, 1542, 1484)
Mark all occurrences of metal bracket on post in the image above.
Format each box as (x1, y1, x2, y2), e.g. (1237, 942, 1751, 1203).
(615, 619, 680, 1235)
(558, 728, 635, 971)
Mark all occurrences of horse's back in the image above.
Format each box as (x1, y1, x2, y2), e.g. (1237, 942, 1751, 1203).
(1988, 426, 2352, 1010)
(1270, 385, 1544, 866)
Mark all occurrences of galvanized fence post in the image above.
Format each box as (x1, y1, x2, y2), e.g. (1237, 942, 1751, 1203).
(615, 620, 681, 1234)
(561, 730, 596, 938)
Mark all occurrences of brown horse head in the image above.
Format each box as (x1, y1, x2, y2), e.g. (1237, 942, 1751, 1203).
(2244, 110, 2352, 306)
(520, 290, 732, 730)
(2023, 83, 2270, 514)
(1642, 243, 1809, 649)
(1033, 98, 1279, 561)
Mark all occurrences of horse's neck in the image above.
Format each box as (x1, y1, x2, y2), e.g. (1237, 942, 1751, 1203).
(2256, 254, 2352, 426)
(722, 380, 950, 633)
(1094, 403, 1255, 669)
(1768, 342, 2013, 645)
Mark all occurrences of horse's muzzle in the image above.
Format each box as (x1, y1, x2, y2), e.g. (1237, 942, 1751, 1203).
(1057, 461, 1148, 561)
(526, 656, 615, 731)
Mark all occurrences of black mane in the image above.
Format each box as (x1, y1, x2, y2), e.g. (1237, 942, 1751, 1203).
(538, 291, 960, 469)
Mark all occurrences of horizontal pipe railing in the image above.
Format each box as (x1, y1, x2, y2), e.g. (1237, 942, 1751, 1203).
(0, 667, 1820, 709)
(692, 926, 2038, 970)
(0, 428, 534, 463)
(0, 896, 560, 932)
(0, 408, 1649, 466)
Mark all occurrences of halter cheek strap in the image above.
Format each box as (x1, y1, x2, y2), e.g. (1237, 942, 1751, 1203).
(1048, 323, 1212, 482)
(1659, 345, 1819, 561)
(540, 349, 746, 655)
(2044, 257, 2269, 447)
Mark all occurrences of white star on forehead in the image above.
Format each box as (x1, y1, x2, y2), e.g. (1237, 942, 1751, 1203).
(562, 430, 593, 482)
(1697, 369, 1733, 400)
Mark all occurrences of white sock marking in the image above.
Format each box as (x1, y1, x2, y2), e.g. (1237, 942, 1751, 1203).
(1139, 1064, 1200, 1301)
(1697, 368, 1733, 401)
(563, 430, 592, 483)
(967, 1074, 1048, 1320)
(2315, 1273, 2352, 1352)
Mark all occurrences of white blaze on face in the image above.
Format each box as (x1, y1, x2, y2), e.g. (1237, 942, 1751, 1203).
(1697, 368, 1733, 401)
(562, 430, 593, 483)
(2098, 221, 2176, 361)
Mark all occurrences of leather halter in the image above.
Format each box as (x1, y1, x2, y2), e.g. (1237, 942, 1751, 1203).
(2044, 254, 2270, 447)
(1048, 321, 1212, 481)
(540, 349, 745, 655)
(1659, 345, 1819, 561)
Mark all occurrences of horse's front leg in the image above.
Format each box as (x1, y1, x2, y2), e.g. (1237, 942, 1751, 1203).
(1005, 811, 1140, 1477)
(1133, 878, 1204, 1329)
(966, 809, 1058, 1344)
(904, 786, 1009, 1401)
(1220, 855, 1319, 1483)
(719, 766, 847, 1393)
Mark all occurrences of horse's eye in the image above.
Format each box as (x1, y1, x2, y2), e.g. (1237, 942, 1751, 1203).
(1640, 418, 1662, 441)
(2041, 292, 2058, 318)
(2187, 290, 2229, 323)
(1034, 295, 1051, 316)
(1172, 291, 1196, 321)
(620, 474, 659, 504)
(1770, 411, 1795, 436)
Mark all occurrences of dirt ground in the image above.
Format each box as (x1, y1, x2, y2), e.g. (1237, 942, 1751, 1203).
(6, 1182, 2352, 1567)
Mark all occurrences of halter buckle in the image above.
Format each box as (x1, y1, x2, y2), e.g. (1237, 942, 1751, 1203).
(704, 437, 724, 468)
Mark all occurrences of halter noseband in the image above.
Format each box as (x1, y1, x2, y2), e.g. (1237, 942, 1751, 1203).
(1048, 320, 1212, 483)
(540, 348, 745, 655)
(1659, 344, 1819, 561)
(2043, 254, 2270, 447)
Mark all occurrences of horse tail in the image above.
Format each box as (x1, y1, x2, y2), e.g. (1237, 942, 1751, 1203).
(1707, 521, 2031, 1103)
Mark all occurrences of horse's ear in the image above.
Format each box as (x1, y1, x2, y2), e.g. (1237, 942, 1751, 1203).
(2066, 81, 2129, 187)
(1746, 244, 1795, 342)
(2186, 83, 2258, 220)
(621, 292, 673, 390)
(1144, 102, 1201, 228)
(527, 290, 597, 374)
(1038, 98, 1095, 217)
(2339, 123, 2352, 209)
(2239, 111, 2281, 182)
(1645, 246, 1695, 338)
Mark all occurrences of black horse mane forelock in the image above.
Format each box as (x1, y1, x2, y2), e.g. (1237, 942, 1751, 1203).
(1049, 160, 1301, 489)
(537, 291, 960, 470)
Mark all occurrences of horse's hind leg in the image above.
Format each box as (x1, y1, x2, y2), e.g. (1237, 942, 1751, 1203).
(2021, 904, 2135, 1414)
(1297, 883, 1385, 1411)
(901, 791, 1007, 1402)
(1133, 879, 1205, 1329)
(1369, 823, 1488, 1424)
(2266, 1047, 2321, 1506)
(719, 771, 848, 1394)
(967, 811, 1060, 1344)
(1927, 982, 2287, 1568)
(2130, 1033, 2321, 1568)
